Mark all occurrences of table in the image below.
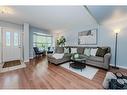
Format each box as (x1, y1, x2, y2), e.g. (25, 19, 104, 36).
(70, 58, 86, 72)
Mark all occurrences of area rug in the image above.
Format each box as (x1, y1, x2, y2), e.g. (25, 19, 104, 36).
(0, 60, 26, 73)
(60, 62, 99, 80)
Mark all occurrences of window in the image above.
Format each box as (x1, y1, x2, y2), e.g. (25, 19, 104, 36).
(6, 32, 11, 46)
(33, 33, 52, 50)
(14, 32, 19, 46)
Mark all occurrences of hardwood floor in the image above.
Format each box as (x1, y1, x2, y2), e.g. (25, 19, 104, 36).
(0, 56, 127, 89)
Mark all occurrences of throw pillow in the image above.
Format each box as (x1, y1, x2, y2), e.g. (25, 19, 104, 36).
(71, 53, 79, 59)
(84, 48, 91, 56)
(74, 53, 79, 59)
(71, 48, 77, 54)
(90, 48, 98, 56)
(64, 48, 69, 54)
(96, 47, 108, 57)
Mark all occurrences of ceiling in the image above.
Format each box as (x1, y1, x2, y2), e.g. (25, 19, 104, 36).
(1, 6, 127, 32)
(87, 6, 127, 24)
(0, 6, 97, 32)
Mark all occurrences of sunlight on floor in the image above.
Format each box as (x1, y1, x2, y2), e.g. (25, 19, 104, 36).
(32, 58, 49, 80)
(3, 74, 19, 89)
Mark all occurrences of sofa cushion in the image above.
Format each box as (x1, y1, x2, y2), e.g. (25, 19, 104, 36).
(55, 47, 64, 53)
(52, 53, 64, 59)
(63, 53, 71, 58)
(96, 47, 108, 57)
(77, 47, 84, 54)
(79, 54, 89, 59)
(88, 56, 104, 62)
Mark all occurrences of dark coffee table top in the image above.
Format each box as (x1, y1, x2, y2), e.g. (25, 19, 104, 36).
(70, 58, 86, 70)
(70, 62, 86, 70)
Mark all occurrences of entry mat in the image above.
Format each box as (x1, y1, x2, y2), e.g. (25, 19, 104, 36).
(0, 60, 26, 73)
(3, 60, 21, 68)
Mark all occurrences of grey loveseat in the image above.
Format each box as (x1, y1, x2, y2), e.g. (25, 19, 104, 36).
(47, 46, 111, 70)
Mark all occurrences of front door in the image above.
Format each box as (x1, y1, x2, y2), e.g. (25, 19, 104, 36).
(2, 28, 21, 62)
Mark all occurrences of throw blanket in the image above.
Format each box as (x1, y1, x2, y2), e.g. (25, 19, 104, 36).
(52, 53, 64, 59)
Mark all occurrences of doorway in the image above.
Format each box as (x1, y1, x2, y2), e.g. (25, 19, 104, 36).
(0, 27, 26, 72)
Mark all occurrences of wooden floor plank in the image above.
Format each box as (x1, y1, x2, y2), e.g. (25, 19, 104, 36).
(0, 56, 127, 89)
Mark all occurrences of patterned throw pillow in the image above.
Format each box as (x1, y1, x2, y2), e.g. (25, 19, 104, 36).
(96, 47, 108, 57)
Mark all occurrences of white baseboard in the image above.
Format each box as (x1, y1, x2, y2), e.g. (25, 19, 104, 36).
(29, 56, 34, 59)
(29, 56, 36, 59)
(110, 64, 127, 70)
(24, 59, 29, 63)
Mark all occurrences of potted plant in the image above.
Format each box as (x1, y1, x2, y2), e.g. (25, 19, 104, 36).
(56, 36, 66, 47)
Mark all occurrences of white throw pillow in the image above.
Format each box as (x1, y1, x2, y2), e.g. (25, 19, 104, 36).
(71, 48, 77, 53)
(64, 48, 69, 53)
(84, 48, 91, 56)
(90, 48, 98, 56)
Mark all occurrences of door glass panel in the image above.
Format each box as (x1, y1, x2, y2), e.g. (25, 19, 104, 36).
(14, 32, 18, 46)
(6, 32, 11, 46)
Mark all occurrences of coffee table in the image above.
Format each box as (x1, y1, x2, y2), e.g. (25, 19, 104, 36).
(70, 58, 86, 72)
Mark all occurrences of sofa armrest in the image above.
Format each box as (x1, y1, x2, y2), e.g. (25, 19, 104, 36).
(104, 53, 111, 69)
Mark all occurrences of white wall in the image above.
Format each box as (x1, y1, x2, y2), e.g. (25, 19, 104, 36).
(23, 23, 29, 62)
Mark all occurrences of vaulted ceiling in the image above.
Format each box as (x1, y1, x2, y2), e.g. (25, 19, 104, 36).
(87, 6, 127, 24)
(0, 6, 127, 32)
(0, 6, 97, 32)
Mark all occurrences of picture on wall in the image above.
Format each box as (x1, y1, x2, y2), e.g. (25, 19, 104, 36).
(78, 29, 97, 45)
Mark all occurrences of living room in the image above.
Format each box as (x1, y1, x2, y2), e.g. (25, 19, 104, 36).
(0, 5, 127, 91)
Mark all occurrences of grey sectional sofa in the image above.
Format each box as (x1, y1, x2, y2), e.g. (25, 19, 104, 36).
(47, 46, 111, 70)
